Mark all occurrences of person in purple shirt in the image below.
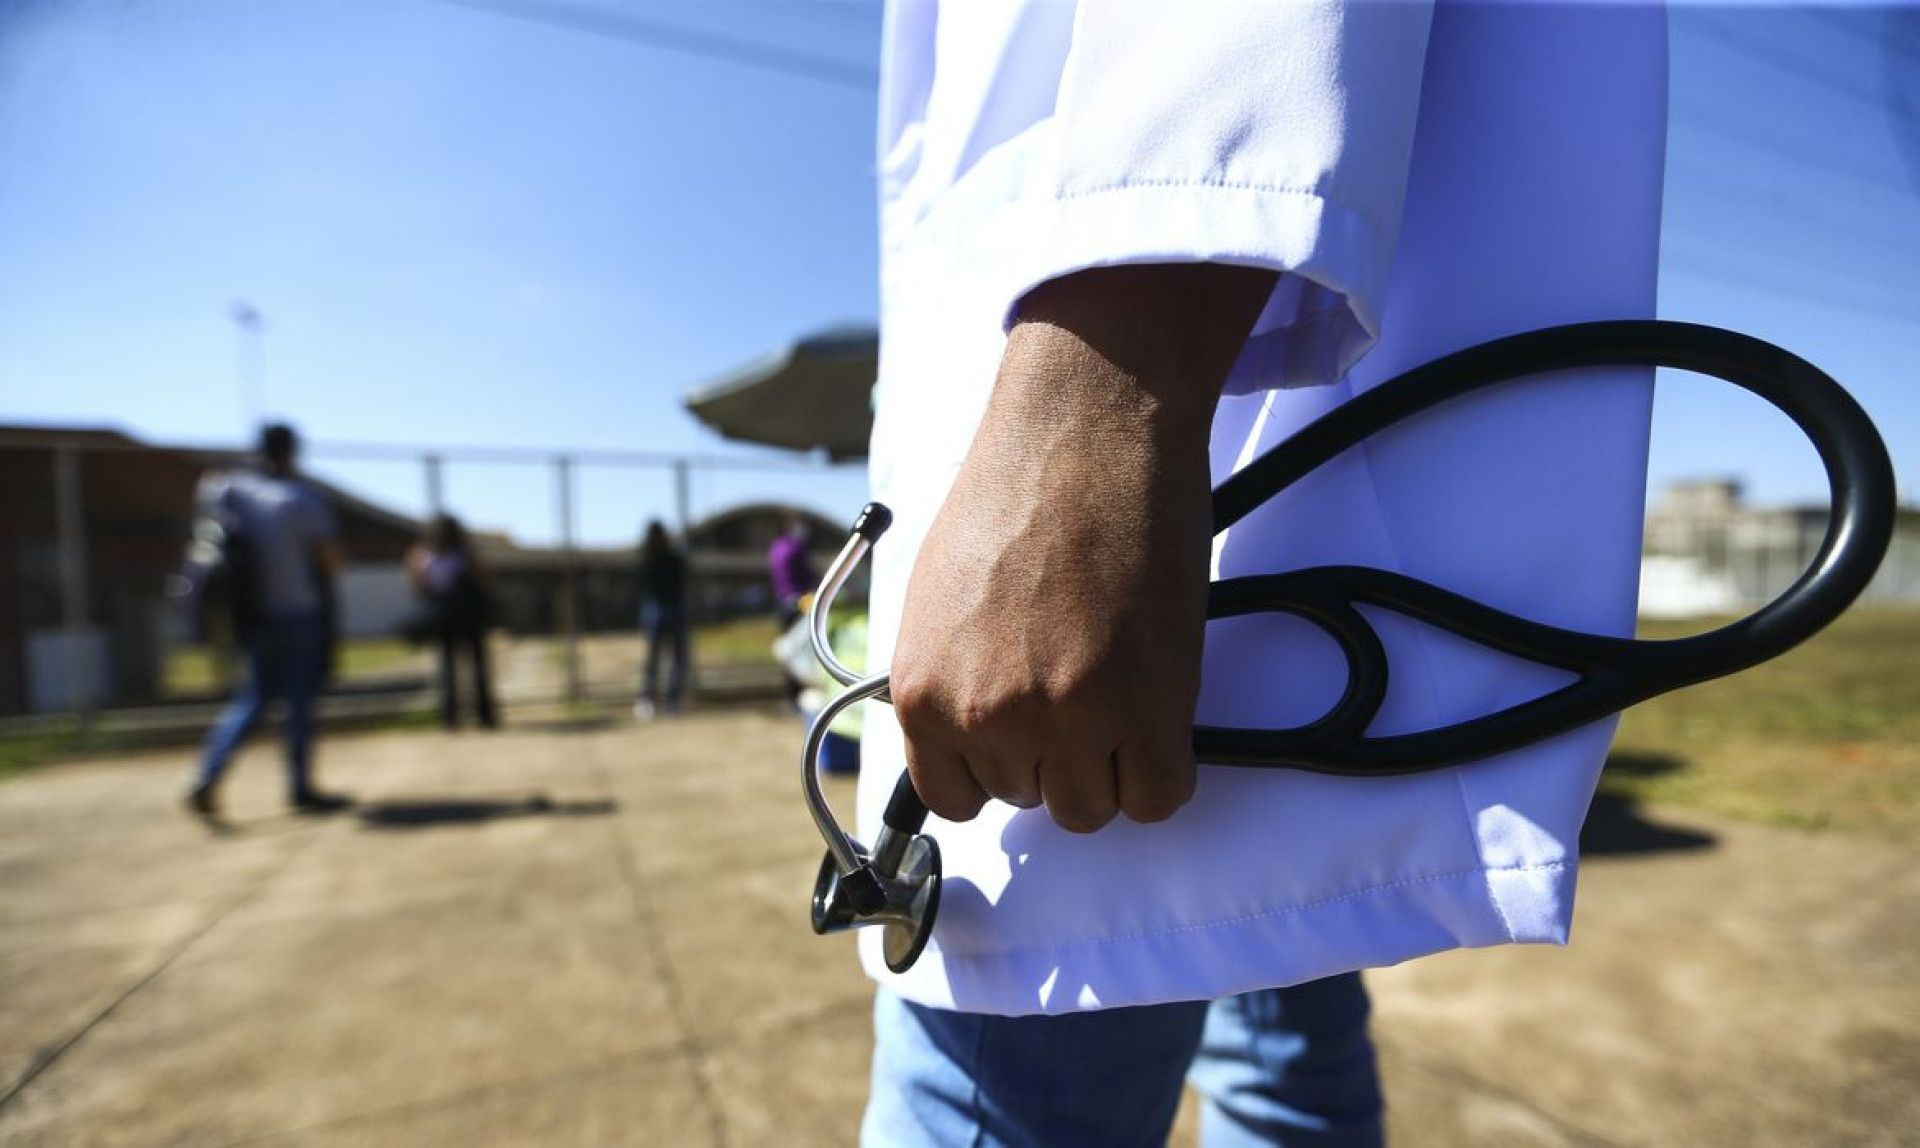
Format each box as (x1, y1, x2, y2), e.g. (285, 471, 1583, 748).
(768, 518, 816, 709)
(768, 518, 816, 622)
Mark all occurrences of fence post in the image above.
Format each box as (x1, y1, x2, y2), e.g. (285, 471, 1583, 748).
(673, 457, 691, 540)
(673, 457, 695, 698)
(556, 454, 582, 704)
(423, 452, 444, 516)
(53, 441, 95, 728)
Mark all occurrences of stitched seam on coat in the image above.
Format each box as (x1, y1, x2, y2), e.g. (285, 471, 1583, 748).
(936, 861, 1572, 960)
(1051, 179, 1391, 236)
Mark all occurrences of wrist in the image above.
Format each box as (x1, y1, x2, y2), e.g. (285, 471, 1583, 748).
(1001, 262, 1278, 435)
(994, 321, 1217, 448)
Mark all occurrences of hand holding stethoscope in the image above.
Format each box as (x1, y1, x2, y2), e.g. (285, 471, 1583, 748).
(801, 320, 1897, 974)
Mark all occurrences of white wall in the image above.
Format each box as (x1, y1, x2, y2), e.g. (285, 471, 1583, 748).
(1638, 555, 1740, 619)
(337, 563, 415, 638)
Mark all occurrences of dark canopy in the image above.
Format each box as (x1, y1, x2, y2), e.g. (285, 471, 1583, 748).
(684, 326, 878, 461)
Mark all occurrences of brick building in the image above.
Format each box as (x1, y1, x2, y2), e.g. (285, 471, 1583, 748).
(0, 427, 417, 715)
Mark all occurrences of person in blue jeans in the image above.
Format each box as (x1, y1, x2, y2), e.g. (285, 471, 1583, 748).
(867, 977, 1380, 1148)
(634, 520, 690, 720)
(187, 423, 352, 819)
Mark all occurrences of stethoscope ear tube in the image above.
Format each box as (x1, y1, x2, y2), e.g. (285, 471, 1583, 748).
(800, 320, 1897, 967)
(1195, 320, 1897, 773)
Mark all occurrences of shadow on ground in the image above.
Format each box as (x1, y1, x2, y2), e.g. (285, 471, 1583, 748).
(1582, 751, 1717, 857)
(355, 794, 618, 829)
(503, 714, 627, 734)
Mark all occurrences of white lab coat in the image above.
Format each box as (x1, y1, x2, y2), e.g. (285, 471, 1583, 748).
(861, 0, 1668, 1016)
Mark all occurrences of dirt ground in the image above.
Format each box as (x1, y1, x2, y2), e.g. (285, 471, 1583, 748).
(2, 711, 1915, 1146)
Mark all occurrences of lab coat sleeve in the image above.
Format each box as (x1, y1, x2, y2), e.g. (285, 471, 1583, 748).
(1015, 1, 1433, 392)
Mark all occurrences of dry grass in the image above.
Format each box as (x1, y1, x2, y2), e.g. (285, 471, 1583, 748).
(163, 637, 424, 695)
(1606, 607, 1920, 843)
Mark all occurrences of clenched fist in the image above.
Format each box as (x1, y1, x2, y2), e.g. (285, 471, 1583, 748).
(890, 263, 1278, 832)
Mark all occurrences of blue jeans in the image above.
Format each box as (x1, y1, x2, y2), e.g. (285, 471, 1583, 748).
(640, 602, 689, 708)
(864, 975, 1382, 1148)
(196, 613, 328, 800)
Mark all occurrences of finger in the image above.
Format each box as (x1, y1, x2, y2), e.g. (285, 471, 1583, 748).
(1038, 750, 1120, 834)
(967, 746, 1043, 809)
(907, 747, 990, 823)
(1115, 730, 1196, 824)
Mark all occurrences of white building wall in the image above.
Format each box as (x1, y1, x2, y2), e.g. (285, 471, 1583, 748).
(337, 563, 414, 638)
(1637, 555, 1740, 619)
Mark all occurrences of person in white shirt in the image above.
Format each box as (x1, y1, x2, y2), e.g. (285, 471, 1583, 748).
(859, 2, 1667, 1144)
(188, 423, 352, 819)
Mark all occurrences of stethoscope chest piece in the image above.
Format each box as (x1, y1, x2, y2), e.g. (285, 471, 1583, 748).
(801, 501, 949, 974)
(808, 834, 942, 974)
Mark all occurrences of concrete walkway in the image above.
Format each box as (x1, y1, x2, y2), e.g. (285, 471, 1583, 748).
(1, 714, 1914, 1146)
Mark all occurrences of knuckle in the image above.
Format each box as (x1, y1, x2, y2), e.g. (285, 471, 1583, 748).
(1047, 679, 1134, 741)
(955, 698, 1057, 761)
(888, 665, 929, 709)
(1040, 665, 1106, 711)
(1114, 727, 1197, 823)
(1051, 804, 1117, 835)
(973, 757, 1031, 795)
(889, 673, 945, 733)
(929, 792, 986, 823)
(952, 696, 995, 735)
(1127, 755, 1198, 824)
(955, 689, 1031, 737)
(1123, 791, 1187, 824)
(908, 764, 982, 823)
(984, 780, 1042, 810)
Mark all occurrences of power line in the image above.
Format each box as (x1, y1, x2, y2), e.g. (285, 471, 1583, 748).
(1685, 11, 1920, 126)
(1662, 242, 1920, 329)
(1806, 7, 1920, 69)
(1669, 105, 1912, 201)
(1666, 151, 1920, 263)
(424, 0, 878, 91)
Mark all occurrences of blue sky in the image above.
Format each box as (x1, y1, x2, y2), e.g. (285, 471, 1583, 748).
(2, 1, 1915, 547)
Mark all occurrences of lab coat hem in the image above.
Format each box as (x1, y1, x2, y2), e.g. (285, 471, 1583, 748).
(861, 859, 1573, 1017)
(926, 859, 1562, 958)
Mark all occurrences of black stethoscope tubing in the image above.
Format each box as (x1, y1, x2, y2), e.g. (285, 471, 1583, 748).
(1195, 319, 1896, 774)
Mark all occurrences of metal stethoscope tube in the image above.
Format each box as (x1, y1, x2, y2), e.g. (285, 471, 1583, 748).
(800, 505, 893, 878)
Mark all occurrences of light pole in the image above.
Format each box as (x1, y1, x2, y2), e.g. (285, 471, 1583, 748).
(231, 300, 265, 433)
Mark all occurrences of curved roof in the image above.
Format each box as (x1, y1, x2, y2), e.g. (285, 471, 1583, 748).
(683, 326, 877, 460)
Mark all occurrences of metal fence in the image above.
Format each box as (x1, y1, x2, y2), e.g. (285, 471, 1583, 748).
(8, 430, 1917, 730)
(0, 430, 868, 730)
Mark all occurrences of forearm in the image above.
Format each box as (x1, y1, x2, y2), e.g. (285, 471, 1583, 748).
(892, 262, 1277, 830)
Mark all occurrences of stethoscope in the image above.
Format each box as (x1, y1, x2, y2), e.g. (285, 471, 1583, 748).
(800, 319, 1898, 974)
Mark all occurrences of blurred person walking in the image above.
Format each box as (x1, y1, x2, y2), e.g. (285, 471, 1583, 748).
(633, 519, 690, 720)
(406, 514, 499, 730)
(186, 423, 351, 819)
(768, 517, 815, 710)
